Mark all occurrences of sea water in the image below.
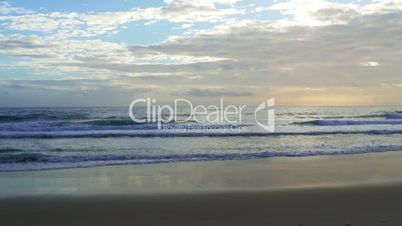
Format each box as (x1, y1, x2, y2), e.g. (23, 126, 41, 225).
(0, 106, 401, 171)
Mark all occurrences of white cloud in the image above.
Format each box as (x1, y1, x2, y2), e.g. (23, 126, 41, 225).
(0, 1, 32, 14)
(0, 1, 243, 38)
(268, 0, 402, 26)
(361, 61, 380, 67)
(164, 0, 240, 8)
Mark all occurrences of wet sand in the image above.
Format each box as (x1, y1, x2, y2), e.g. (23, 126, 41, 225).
(1, 184, 402, 226)
(1, 152, 402, 226)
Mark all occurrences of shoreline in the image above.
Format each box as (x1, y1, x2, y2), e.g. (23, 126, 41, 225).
(2, 151, 402, 197)
(2, 152, 402, 225)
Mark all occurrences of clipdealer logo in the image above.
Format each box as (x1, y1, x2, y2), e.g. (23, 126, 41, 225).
(129, 98, 275, 132)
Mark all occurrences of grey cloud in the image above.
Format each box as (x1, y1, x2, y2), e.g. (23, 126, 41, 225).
(0, 79, 151, 92)
(183, 88, 253, 97)
(0, 79, 153, 107)
(58, 59, 243, 74)
(0, 39, 50, 49)
(139, 10, 402, 88)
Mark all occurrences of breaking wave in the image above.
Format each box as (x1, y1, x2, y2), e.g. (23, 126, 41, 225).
(1, 145, 401, 171)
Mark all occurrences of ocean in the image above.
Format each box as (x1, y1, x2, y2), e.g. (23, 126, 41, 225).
(0, 106, 402, 171)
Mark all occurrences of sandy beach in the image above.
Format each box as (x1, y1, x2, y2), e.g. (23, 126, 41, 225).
(1, 184, 402, 226)
(1, 152, 402, 226)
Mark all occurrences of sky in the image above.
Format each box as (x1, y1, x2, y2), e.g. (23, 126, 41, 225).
(0, 0, 401, 107)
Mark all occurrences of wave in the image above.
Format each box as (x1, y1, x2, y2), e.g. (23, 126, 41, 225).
(1, 145, 401, 171)
(385, 113, 402, 119)
(77, 118, 143, 126)
(294, 120, 402, 126)
(290, 112, 402, 120)
(0, 113, 192, 124)
(281, 111, 402, 117)
(0, 123, 250, 132)
(0, 113, 89, 122)
(0, 148, 25, 153)
(0, 115, 29, 122)
(0, 121, 201, 132)
(0, 153, 46, 163)
(297, 114, 385, 119)
(0, 129, 402, 139)
(0, 121, 146, 132)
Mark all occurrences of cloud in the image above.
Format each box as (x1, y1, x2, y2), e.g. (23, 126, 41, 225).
(143, 3, 402, 89)
(0, 34, 232, 76)
(164, 0, 240, 7)
(0, 1, 32, 14)
(361, 61, 380, 67)
(2, 0, 402, 86)
(0, 79, 153, 107)
(183, 88, 253, 97)
(267, 0, 402, 26)
(0, 1, 243, 38)
(1, 0, 402, 106)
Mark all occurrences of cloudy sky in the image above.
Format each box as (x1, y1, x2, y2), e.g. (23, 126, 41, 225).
(0, 0, 401, 107)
